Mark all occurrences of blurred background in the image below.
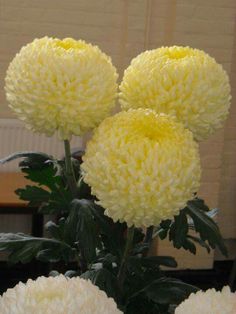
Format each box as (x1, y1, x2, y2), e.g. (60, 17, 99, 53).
(0, 0, 235, 288)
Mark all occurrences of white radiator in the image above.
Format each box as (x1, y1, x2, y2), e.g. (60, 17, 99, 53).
(0, 119, 83, 172)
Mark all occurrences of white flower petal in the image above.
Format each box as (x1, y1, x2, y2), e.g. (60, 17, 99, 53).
(0, 275, 122, 314)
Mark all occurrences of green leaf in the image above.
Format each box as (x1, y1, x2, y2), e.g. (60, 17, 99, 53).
(186, 203, 227, 256)
(129, 256, 177, 269)
(17, 153, 61, 191)
(133, 228, 145, 245)
(7, 153, 71, 215)
(16, 184, 72, 215)
(187, 198, 210, 212)
(36, 245, 74, 263)
(142, 256, 177, 268)
(77, 177, 93, 199)
(0, 233, 75, 264)
(126, 296, 169, 314)
(22, 165, 61, 191)
(134, 277, 198, 305)
(157, 214, 197, 254)
(188, 208, 219, 229)
(15, 156, 74, 215)
(0, 151, 52, 165)
(88, 202, 126, 258)
(157, 197, 227, 256)
(64, 199, 102, 262)
(187, 235, 211, 253)
(132, 243, 150, 255)
(15, 185, 50, 206)
(98, 253, 117, 270)
(166, 213, 200, 254)
(81, 268, 119, 299)
(169, 211, 188, 249)
(49, 270, 60, 277)
(45, 220, 64, 241)
(126, 256, 177, 288)
(153, 220, 172, 240)
(64, 270, 78, 278)
(39, 190, 73, 214)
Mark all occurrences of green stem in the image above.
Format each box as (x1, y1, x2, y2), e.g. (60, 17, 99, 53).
(76, 251, 87, 274)
(64, 140, 78, 197)
(144, 226, 154, 244)
(143, 226, 154, 257)
(64, 140, 87, 272)
(117, 226, 135, 289)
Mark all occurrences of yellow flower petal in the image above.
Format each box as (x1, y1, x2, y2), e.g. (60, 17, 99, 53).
(5, 37, 118, 139)
(82, 109, 201, 227)
(119, 46, 231, 141)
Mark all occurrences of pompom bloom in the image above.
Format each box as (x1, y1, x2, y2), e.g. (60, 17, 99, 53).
(82, 109, 201, 227)
(5, 37, 118, 139)
(119, 46, 231, 141)
(0, 275, 122, 314)
(175, 286, 236, 314)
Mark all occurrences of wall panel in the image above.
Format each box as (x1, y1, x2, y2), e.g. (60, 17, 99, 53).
(0, 0, 236, 267)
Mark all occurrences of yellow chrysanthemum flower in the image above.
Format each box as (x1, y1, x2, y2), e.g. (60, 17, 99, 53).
(5, 37, 118, 139)
(119, 46, 231, 141)
(82, 109, 201, 227)
(0, 275, 122, 314)
(175, 286, 236, 314)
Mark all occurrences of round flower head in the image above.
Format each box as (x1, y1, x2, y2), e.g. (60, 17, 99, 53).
(82, 109, 201, 227)
(175, 286, 236, 314)
(0, 275, 122, 314)
(5, 37, 118, 139)
(119, 46, 231, 141)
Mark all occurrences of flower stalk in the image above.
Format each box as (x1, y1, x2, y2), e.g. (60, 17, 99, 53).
(64, 139, 87, 272)
(144, 226, 154, 244)
(64, 139, 78, 197)
(117, 226, 135, 290)
(143, 226, 154, 257)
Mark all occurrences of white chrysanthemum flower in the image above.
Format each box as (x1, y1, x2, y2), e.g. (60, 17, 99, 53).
(5, 37, 118, 139)
(0, 275, 122, 314)
(119, 46, 231, 141)
(175, 286, 236, 314)
(82, 109, 201, 227)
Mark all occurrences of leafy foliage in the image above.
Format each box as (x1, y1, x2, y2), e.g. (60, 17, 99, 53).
(0, 151, 52, 165)
(64, 199, 102, 262)
(81, 268, 119, 300)
(186, 201, 227, 256)
(155, 198, 227, 256)
(0, 233, 75, 264)
(141, 277, 198, 305)
(0, 152, 227, 313)
(4, 152, 74, 214)
(15, 185, 51, 207)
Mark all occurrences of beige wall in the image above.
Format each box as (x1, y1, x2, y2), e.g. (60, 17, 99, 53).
(218, 20, 236, 240)
(1, 0, 236, 267)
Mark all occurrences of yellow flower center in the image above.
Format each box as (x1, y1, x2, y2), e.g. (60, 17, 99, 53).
(53, 38, 87, 51)
(164, 48, 192, 60)
(127, 113, 176, 142)
(34, 290, 64, 303)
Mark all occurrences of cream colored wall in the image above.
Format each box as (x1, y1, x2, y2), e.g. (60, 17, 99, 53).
(218, 21, 236, 240)
(0, 0, 236, 268)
